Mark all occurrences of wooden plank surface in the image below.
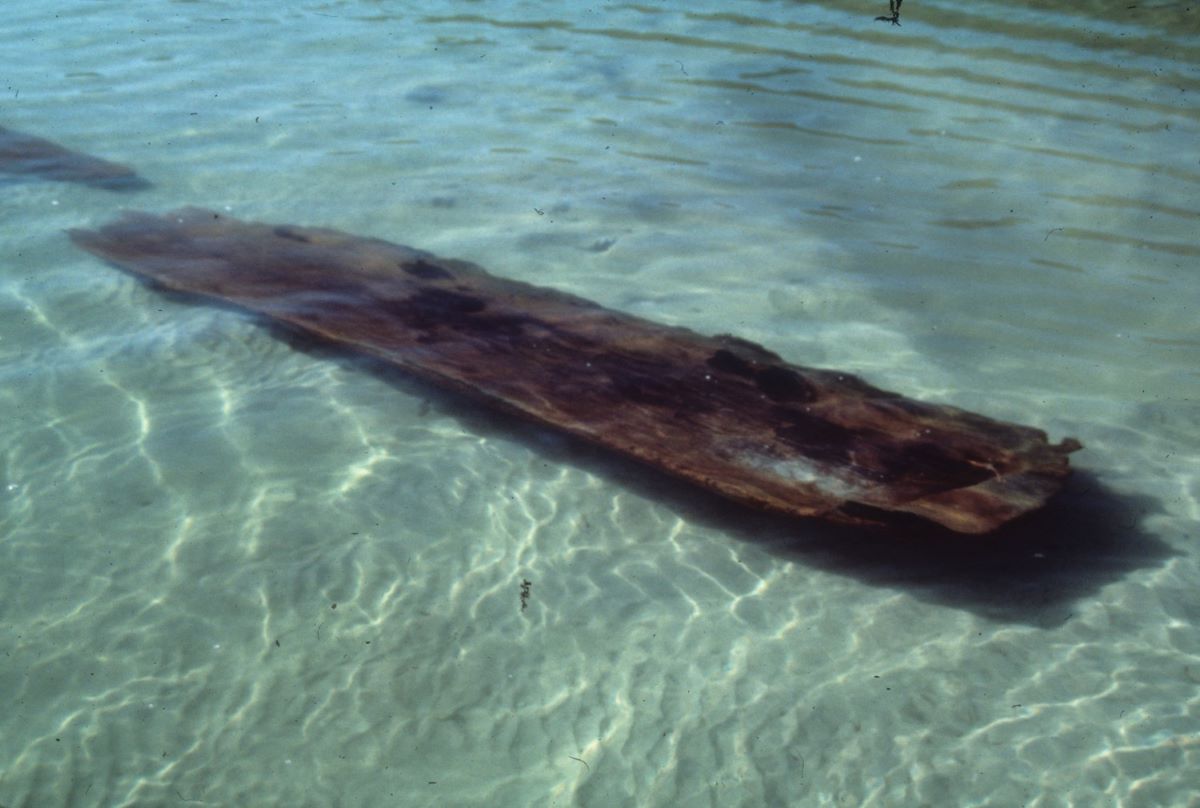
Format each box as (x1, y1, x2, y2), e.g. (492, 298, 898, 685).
(69, 208, 1082, 534)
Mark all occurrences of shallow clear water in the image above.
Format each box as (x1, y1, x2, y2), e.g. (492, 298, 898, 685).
(2, 2, 1198, 806)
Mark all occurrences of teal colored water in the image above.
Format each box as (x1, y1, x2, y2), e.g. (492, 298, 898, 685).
(2, 2, 1198, 806)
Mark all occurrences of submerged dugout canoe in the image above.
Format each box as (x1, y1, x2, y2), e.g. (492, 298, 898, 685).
(0, 125, 150, 190)
(70, 208, 1081, 534)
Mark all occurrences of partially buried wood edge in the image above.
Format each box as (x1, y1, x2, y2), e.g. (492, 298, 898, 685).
(0, 125, 150, 191)
(69, 208, 1081, 534)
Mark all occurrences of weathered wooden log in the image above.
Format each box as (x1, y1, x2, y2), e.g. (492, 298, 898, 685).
(1, 125, 149, 190)
(69, 208, 1081, 534)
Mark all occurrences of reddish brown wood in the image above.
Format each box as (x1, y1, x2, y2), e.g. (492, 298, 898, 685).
(70, 208, 1081, 534)
(1, 125, 149, 190)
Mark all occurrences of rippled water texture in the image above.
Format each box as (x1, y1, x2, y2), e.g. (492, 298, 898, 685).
(1, 2, 1197, 806)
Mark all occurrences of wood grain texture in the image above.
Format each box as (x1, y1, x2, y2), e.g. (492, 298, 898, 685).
(70, 208, 1082, 534)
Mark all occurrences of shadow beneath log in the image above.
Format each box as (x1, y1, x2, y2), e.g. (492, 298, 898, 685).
(757, 472, 1169, 625)
(268, 331, 1170, 625)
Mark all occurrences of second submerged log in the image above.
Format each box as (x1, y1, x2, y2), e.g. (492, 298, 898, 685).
(0, 125, 149, 191)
